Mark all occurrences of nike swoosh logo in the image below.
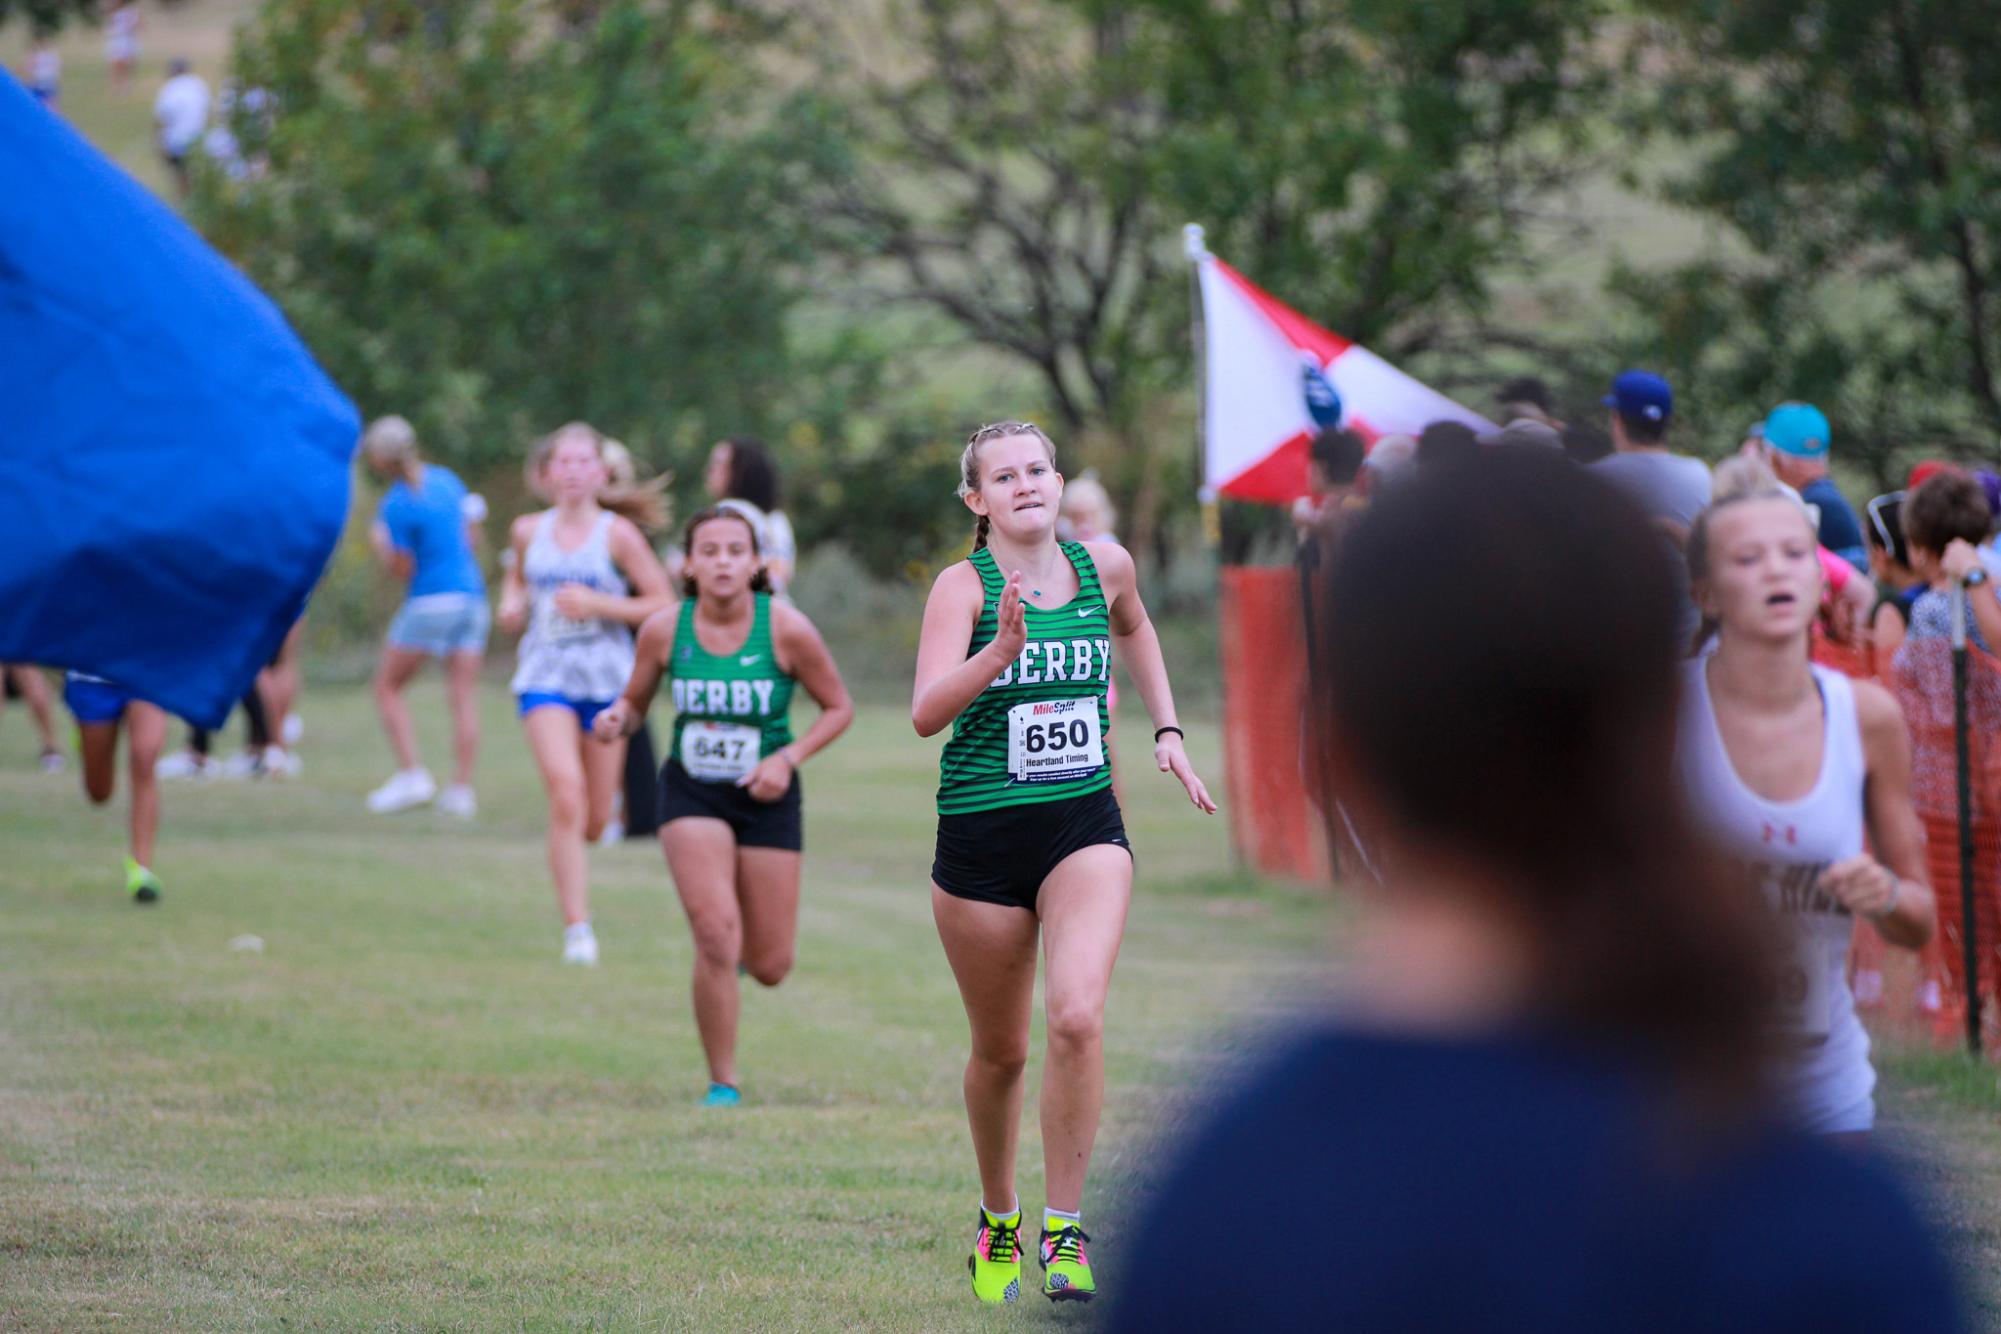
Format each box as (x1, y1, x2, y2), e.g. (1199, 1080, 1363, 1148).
(1078, 609, 1090, 617)
(740, 655, 761, 665)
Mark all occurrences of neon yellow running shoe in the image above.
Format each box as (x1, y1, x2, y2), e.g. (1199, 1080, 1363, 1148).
(125, 856, 162, 905)
(1038, 1222, 1094, 1302)
(966, 1207, 1023, 1304)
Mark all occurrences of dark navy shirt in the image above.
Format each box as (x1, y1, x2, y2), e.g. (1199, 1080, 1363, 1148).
(1111, 1027, 1964, 1334)
(1805, 477, 1868, 570)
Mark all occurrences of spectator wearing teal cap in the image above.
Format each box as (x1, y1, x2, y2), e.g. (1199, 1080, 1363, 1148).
(1764, 402, 1867, 569)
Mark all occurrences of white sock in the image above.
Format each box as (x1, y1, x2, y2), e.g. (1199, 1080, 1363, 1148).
(1043, 1206, 1081, 1231)
(981, 1196, 1020, 1223)
(565, 921, 594, 940)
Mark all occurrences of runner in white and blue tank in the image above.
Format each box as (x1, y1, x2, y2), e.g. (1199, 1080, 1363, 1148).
(595, 505, 853, 1106)
(499, 423, 673, 966)
(913, 422, 1216, 1306)
(1678, 477, 1934, 1139)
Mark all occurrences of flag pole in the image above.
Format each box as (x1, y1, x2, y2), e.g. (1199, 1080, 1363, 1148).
(1952, 578, 1983, 1054)
(1185, 223, 1242, 869)
(1183, 224, 1217, 550)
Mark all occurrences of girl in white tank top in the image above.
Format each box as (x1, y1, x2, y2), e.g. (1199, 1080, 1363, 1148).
(511, 510, 634, 702)
(1680, 482, 1936, 1135)
(499, 424, 673, 965)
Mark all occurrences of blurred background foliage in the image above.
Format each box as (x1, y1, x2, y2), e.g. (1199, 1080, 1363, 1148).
(8, 0, 2001, 681)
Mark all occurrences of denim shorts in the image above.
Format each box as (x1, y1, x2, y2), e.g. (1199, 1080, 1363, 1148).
(387, 593, 490, 657)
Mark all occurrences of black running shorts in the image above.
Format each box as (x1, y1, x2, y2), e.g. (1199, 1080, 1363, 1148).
(932, 786, 1132, 912)
(656, 757, 803, 852)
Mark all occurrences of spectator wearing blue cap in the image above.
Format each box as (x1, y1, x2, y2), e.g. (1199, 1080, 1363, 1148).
(1593, 370, 1711, 649)
(1764, 402, 1867, 570)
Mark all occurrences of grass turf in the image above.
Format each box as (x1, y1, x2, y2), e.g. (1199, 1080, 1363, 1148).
(0, 685, 1333, 1330)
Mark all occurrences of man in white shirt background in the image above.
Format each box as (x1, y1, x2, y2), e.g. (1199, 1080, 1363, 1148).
(153, 59, 210, 198)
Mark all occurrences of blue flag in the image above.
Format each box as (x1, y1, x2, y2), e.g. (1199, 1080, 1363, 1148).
(0, 75, 357, 727)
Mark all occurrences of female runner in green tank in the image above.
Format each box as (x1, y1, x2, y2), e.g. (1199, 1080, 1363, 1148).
(913, 421, 1217, 1306)
(595, 507, 853, 1105)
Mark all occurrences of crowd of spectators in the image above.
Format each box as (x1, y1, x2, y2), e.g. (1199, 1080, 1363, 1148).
(1294, 368, 2001, 1037)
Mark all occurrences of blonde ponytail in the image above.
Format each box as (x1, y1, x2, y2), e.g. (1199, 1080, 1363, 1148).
(362, 414, 424, 488)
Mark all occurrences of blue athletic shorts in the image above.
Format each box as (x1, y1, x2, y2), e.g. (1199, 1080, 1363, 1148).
(387, 593, 490, 657)
(64, 673, 134, 725)
(517, 693, 615, 732)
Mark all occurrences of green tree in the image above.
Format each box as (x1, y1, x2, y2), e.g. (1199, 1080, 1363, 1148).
(1617, 0, 2001, 479)
(1140, 0, 1606, 357)
(793, 0, 1608, 552)
(1, 0, 94, 36)
(197, 0, 851, 479)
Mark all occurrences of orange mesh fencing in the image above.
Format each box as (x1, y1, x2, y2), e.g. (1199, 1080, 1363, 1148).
(1808, 626, 1968, 1041)
(1219, 566, 1329, 883)
(1808, 627, 1873, 681)
(1889, 633, 2001, 1043)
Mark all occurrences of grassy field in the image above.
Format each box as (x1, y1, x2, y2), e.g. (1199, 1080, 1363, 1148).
(0, 685, 1338, 1331)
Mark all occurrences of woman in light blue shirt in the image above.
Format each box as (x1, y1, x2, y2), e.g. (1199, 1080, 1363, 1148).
(362, 415, 489, 818)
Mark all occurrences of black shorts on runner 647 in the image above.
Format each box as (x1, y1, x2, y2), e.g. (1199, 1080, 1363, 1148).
(657, 756, 802, 851)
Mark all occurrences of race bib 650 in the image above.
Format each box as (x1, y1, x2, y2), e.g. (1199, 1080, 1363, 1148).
(1007, 698, 1104, 783)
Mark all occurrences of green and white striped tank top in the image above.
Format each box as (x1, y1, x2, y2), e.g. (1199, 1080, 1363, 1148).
(937, 542, 1114, 816)
(668, 593, 795, 783)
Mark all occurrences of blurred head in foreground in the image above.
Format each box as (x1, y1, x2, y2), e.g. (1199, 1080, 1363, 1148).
(1111, 450, 1965, 1334)
(1315, 450, 1766, 1107)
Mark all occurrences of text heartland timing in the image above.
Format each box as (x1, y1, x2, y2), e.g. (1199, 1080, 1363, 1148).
(990, 637, 1113, 689)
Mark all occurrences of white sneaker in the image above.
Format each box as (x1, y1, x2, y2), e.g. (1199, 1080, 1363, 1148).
(366, 767, 436, 813)
(263, 746, 301, 779)
(598, 819, 624, 846)
(437, 784, 477, 819)
(281, 714, 304, 747)
(562, 922, 599, 966)
(38, 747, 64, 775)
(219, 750, 264, 780)
(157, 750, 212, 781)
